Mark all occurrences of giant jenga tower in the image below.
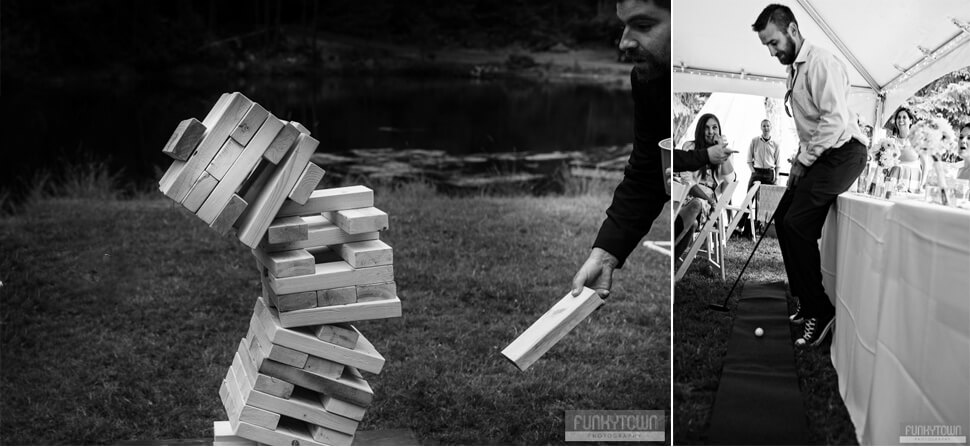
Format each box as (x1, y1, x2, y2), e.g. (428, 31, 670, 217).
(158, 92, 402, 445)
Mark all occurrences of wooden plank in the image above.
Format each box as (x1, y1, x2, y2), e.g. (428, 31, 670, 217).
(276, 186, 374, 218)
(276, 291, 319, 312)
(181, 171, 218, 213)
(253, 247, 314, 278)
(279, 297, 402, 328)
(161, 118, 206, 161)
(500, 287, 604, 371)
(238, 338, 295, 399)
(232, 362, 360, 436)
(267, 216, 309, 244)
(238, 159, 275, 206)
(356, 281, 396, 303)
(309, 422, 355, 445)
(236, 132, 319, 249)
(321, 396, 367, 422)
(207, 137, 245, 181)
(162, 93, 253, 202)
(262, 215, 379, 252)
(213, 420, 258, 446)
(254, 296, 385, 374)
(318, 286, 357, 307)
(196, 114, 284, 225)
(239, 405, 280, 430)
(304, 354, 345, 380)
(314, 323, 360, 350)
(262, 122, 301, 165)
(338, 240, 393, 268)
(248, 315, 309, 368)
(324, 207, 388, 234)
(268, 261, 393, 295)
(219, 380, 241, 423)
(210, 194, 247, 236)
(288, 163, 326, 205)
(233, 417, 326, 446)
(160, 93, 229, 188)
(258, 359, 374, 408)
(290, 121, 310, 134)
(230, 103, 269, 146)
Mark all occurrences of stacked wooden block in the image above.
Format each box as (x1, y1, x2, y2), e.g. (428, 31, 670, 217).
(158, 92, 402, 445)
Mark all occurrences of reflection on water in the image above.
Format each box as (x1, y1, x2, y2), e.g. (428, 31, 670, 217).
(2, 76, 633, 191)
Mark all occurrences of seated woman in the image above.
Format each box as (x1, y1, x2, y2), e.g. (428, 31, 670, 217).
(889, 107, 922, 192)
(674, 113, 736, 261)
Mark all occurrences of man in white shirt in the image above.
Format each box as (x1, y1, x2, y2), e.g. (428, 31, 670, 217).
(753, 4, 868, 347)
(740, 119, 781, 237)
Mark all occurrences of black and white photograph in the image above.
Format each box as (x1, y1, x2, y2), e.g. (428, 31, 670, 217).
(0, 0, 672, 445)
(671, 0, 969, 445)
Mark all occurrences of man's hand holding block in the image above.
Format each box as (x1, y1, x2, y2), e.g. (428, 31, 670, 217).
(501, 287, 604, 371)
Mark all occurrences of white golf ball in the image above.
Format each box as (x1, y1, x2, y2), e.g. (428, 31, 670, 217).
(755, 327, 764, 337)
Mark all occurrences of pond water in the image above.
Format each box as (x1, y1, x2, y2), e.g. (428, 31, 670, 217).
(2, 75, 633, 194)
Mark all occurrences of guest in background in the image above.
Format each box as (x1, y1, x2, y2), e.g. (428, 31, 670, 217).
(673, 113, 736, 260)
(957, 122, 970, 180)
(740, 119, 780, 237)
(889, 107, 922, 192)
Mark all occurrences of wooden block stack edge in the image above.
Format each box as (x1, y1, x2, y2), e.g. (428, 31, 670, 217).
(155, 93, 403, 446)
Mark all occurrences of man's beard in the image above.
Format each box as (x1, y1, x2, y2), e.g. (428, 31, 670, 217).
(626, 48, 666, 80)
(776, 37, 797, 65)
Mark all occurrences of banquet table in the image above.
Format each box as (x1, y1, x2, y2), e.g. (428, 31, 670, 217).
(820, 193, 970, 445)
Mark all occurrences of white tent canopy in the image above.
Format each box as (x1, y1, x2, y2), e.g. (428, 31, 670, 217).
(673, 0, 970, 127)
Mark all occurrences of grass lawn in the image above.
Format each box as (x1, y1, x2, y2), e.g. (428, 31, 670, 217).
(672, 234, 857, 445)
(0, 181, 671, 445)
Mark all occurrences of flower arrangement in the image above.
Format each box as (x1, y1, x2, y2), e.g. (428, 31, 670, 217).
(869, 138, 901, 175)
(908, 116, 957, 161)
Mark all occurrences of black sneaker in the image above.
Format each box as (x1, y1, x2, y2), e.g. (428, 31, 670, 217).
(795, 312, 835, 347)
(789, 303, 804, 324)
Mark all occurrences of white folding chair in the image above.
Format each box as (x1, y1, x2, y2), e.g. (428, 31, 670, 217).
(675, 181, 739, 281)
(724, 181, 761, 239)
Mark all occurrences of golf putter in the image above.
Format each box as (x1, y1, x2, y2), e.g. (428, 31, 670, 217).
(708, 211, 778, 312)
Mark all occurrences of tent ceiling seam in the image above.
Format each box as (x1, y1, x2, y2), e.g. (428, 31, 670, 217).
(796, 0, 881, 92)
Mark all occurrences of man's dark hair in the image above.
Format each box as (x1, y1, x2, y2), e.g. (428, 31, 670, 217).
(617, 0, 670, 11)
(752, 4, 798, 32)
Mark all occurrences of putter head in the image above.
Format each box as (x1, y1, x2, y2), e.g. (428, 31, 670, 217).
(707, 303, 730, 312)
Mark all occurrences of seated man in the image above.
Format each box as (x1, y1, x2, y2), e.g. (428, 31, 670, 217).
(674, 113, 736, 261)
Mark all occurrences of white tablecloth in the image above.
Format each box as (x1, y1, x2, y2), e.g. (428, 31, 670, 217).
(821, 194, 970, 445)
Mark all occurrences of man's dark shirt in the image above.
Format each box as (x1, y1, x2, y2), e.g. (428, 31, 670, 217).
(592, 68, 670, 268)
(674, 145, 711, 172)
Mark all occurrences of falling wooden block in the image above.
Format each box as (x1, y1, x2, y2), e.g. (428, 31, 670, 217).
(254, 373, 295, 400)
(161, 93, 253, 203)
(237, 132, 319, 249)
(238, 405, 280, 430)
(207, 137, 245, 181)
(248, 315, 309, 368)
(197, 115, 284, 225)
(262, 122, 301, 165)
(238, 159, 275, 207)
(252, 247, 314, 278)
(304, 355, 345, 380)
(288, 163, 326, 205)
(356, 281, 396, 303)
(324, 207, 388, 234)
(161, 118, 206, 161)
(182, 171, 219, 213)
(228, 417, 325, 447)
(321, 395, 367, 422)
(231, 103, 269, 146)
(235, 339, 295, 399)
(309, 422, 355, 445)
(314, 323, 360, 349)
(279, 297, 402, 328)
(338, 240, 393, 268)
(275, 291, 318, 312)
(211, 194, 247, 236)
(213, 420, 258, 446)
(501, 287, 604, 372)
(290, 121, 310, 134)
(254, 296, 385, 374)
(262, 215, 379, 252)
(276, 186, 374, 218)
(268, 261, 393, 296)
(161, 94, 229, 188)
(259, 359, 375, 408)
(318, 286, 357, 307)
(267, 216, 309, 244)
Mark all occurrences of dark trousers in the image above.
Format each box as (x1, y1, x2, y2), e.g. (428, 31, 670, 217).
(739, 168, 776, 235)
(775, 139, 867, 318)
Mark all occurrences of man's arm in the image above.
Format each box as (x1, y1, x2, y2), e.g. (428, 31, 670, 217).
(748, 138, 756, 170)
(800, 55, 854, 165)
(674, 147, 710, 172)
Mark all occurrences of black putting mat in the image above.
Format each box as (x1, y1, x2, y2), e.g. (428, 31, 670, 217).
(707, 282, 812, 445)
